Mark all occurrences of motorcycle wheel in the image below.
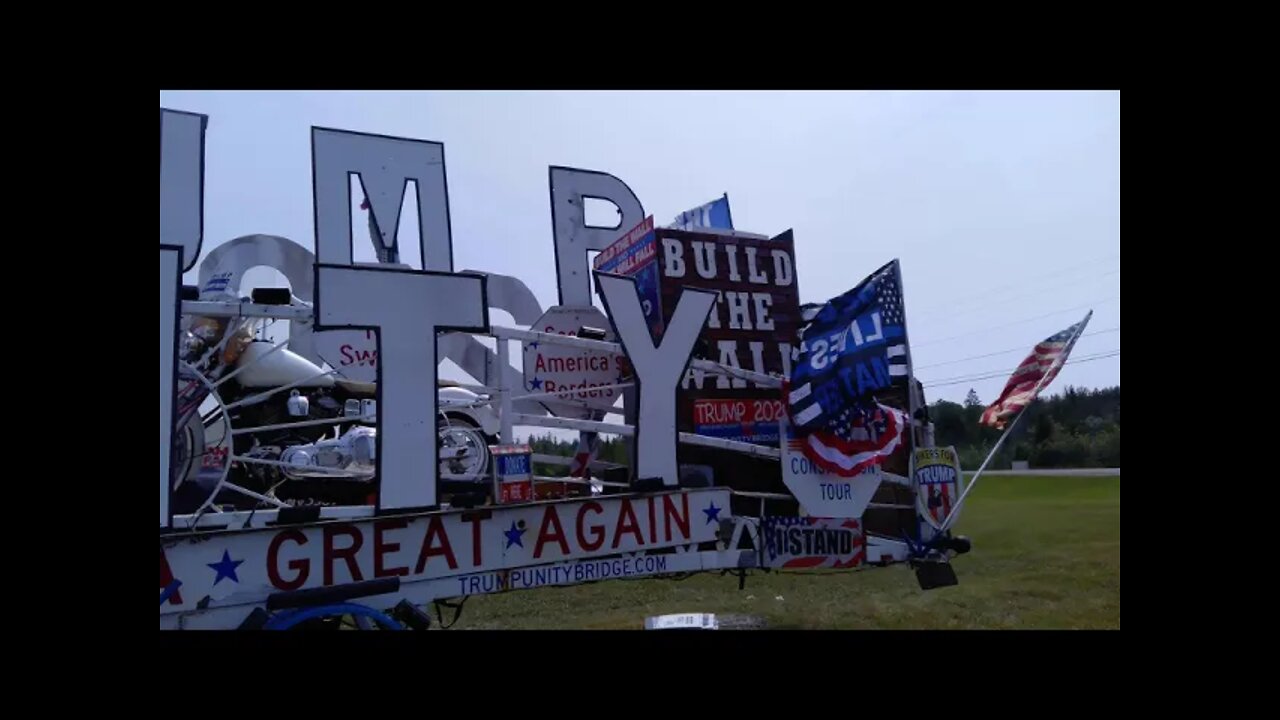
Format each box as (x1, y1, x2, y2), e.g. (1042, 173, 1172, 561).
(438, 415, 494, 506)
(438, 415, 493, 481)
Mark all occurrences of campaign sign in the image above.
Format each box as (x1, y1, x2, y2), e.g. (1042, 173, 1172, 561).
(780, 423, 882, 518)
(523, 306, 624, 416)
(594, 215, 664, 341)
(493, 444, 533, 504)
(692, 397, 785, 444)
(761, 516, 866, 569)
(161, 487, 733, 618)
(912, 446, 963, 528)
(662, 228, 801, 445)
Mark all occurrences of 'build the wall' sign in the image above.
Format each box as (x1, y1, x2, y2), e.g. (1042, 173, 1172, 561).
(598, 220, 801, 445)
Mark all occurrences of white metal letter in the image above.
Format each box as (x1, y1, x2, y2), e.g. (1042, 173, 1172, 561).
(596, 273, 715, 487)
(159, 109, 207, 272)
(315, 265, 488, 510)
(159, 107, 206, 527)
(548, 167, 645, 306)
(313, 128, 454, 270)
(159, 246, 182, 527)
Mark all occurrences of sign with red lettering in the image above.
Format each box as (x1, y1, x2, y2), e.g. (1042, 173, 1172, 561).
(159, 488, 729, 617)
(315, 329, 380, 383)
(692, 397, 786, 444)
(500, 482, 532, 503)
(522, 306, 624, 416)
(594, 216, 664, 341)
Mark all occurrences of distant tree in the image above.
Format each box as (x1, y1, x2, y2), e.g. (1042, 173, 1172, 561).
(921, 385, 1118, 469)
(1032, 418, 1050, 444)
(1085, 415, 1104, 436)
(930, 400, 969, 447)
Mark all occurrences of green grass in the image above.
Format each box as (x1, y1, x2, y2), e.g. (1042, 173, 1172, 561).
(443, 475, 1120, 630)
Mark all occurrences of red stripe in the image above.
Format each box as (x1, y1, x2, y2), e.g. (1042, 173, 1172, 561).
(784, 556, 827, 568)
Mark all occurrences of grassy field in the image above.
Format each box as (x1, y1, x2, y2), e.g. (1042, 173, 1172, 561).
(444, 475, 1120, 630)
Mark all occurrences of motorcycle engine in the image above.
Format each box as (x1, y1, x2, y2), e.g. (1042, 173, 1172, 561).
(279, 426, 377, 481)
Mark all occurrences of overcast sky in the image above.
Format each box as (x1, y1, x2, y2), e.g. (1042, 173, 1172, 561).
(160, 90, 1119, 406)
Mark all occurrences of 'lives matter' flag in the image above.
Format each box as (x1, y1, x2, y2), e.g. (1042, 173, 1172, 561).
(787, 259, 912, 476)
(980, 311, 1092, 429)
(789, 259, 911, 432)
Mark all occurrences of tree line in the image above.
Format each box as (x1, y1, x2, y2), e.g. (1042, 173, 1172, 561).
(928, 385, 1120, 469)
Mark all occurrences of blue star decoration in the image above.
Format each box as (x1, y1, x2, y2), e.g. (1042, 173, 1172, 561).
(529, 377, 543, 390)
(702, 502, 721, 524)
(207, 550, 244, 586)
(504, 521, 527, 549)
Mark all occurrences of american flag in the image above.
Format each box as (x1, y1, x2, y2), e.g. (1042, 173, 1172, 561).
(980, 311, 1092, 429)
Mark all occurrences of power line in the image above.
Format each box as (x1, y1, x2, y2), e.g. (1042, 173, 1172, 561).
(910, 253, 1120, 317)
(912, 296, 1119, 348)
(921, 350, 1120, 388)
(921, 348, 1121, 386)
(913, 270, 1120, 325)
(914, 327, 1120, 370)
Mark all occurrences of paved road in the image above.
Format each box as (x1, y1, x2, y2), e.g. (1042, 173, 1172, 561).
(963, 468, 1119, 477)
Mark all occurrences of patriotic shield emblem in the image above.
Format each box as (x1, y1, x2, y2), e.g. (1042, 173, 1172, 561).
(912, 447, 963, 529)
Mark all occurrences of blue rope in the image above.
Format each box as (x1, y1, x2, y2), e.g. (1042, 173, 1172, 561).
(262, 603, 405, 631)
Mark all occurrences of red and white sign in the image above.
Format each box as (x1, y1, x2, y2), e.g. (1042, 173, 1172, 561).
(593, 215, 655, 275)
(500, 482, 532, 504)
(761, 517, 866, 569)
(692, 397, 787, 445)
(160, 488, 730, 616)
(780, 423, 883, 519)
(315, 329, 380, 383)
(522, 306, 625, 416)
(693, 398, 786, 426)
(493, 444, 533, 504)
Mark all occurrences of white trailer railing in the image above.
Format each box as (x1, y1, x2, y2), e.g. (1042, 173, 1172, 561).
(183, 298, 789, 466)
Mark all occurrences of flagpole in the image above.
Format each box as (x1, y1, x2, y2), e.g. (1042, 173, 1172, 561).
(936, 310, 1092, 533)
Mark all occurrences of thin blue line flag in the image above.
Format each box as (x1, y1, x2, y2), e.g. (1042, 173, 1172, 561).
(788, 259, 912, 435)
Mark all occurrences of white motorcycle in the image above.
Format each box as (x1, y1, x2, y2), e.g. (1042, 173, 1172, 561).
(172, 284, 501, 515)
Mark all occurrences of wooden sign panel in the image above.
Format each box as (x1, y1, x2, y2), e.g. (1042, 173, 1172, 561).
(653, 227, 801, 445)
